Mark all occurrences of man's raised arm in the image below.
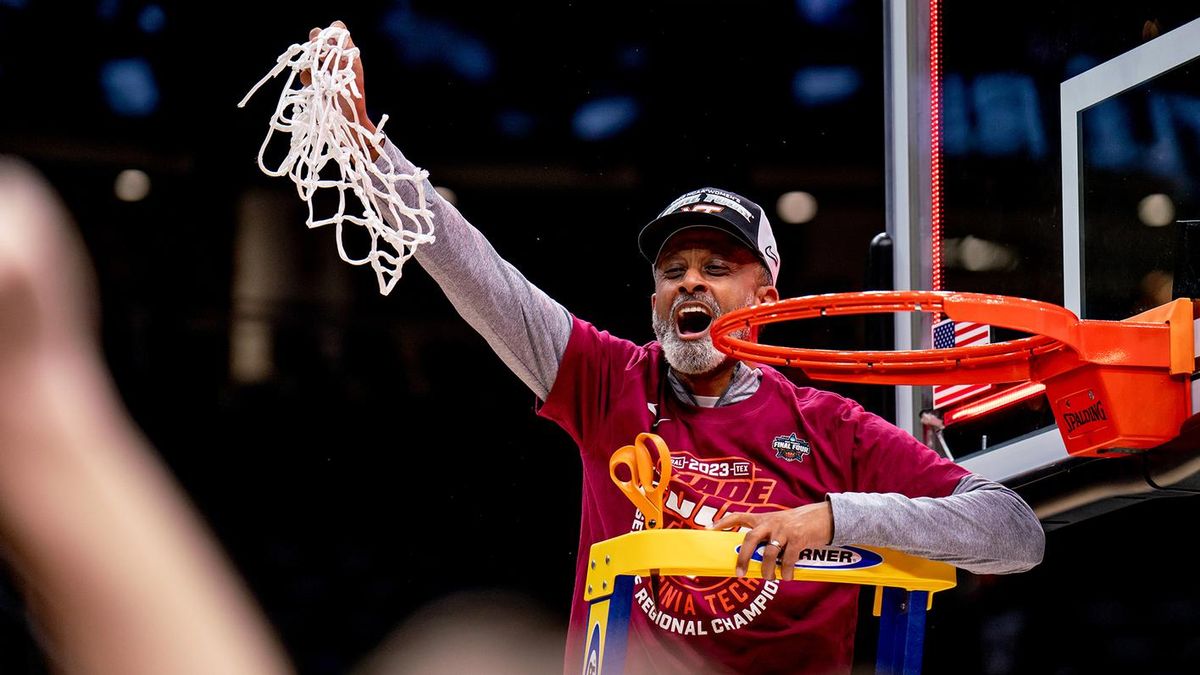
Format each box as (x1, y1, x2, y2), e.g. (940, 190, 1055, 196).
(312, 21, 572, 399)
(381, 141, 572, 399)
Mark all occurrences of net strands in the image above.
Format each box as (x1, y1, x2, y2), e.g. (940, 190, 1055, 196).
(238, 26, 434, 295)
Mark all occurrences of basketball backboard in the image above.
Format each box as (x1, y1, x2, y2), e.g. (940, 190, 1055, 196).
(885, 8, 1200, 525)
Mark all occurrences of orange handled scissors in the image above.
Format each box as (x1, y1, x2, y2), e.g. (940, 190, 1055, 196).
(609, 432, 673, 529)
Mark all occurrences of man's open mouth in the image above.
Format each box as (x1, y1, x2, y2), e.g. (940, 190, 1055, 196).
(675, 303, 714, 339)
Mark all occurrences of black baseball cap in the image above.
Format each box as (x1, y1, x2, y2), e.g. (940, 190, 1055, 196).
(638, 187, 780, 285)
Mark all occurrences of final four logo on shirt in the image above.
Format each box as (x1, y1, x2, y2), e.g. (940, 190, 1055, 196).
(772, 433, 811, 463)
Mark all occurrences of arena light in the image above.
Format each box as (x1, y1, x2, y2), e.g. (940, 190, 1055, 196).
(114, 169, 151, 202)
(1138, 193, 1175, 227)
(791, 66, 862, 106)
(138, 4, 165, 33)
(572, 96, 639, 141)
(100, 58, 159, 117)
(776, 191, 818, 224)
(944, 235, 1018, 272)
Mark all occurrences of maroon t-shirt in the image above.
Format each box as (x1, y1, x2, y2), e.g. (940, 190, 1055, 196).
(539, 318, 968, 675)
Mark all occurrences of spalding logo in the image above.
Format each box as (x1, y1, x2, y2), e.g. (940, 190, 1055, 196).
(737, 544, 885, 570)
(583, 623, 601, 675)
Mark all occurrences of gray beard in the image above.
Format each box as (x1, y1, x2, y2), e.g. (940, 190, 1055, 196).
(651, 292, 753, 376)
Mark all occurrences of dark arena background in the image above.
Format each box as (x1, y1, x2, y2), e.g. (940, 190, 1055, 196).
(4, 1, 1200, 673)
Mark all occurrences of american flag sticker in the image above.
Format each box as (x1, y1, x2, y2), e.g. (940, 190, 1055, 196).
(931, 318, 993, 409)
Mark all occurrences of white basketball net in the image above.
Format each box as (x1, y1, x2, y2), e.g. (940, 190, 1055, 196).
(238, 26, 434, 295)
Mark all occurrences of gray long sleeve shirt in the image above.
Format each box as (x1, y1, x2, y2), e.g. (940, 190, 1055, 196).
(377, 140, 1044, 575)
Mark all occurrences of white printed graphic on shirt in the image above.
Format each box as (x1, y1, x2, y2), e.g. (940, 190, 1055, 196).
(629, 451, 789, 636)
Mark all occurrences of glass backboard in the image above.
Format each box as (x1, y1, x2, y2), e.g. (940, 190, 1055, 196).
(934, 15, 1200, 495)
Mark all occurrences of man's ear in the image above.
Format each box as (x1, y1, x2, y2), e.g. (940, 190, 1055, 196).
(756, 285, 780, 305)
(650, 292, 657, 313)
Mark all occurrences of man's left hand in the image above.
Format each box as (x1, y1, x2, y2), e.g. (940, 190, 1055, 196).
(711, 502, 834, 581)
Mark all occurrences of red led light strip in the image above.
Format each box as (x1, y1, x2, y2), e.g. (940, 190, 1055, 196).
(929, 0, 943, 295)
(943, 382, 1047, 427)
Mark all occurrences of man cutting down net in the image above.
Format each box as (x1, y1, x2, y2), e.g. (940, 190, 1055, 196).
(245, 22, 1045, 674)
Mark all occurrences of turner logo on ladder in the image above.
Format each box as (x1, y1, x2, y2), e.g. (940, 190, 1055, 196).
(931, 318, 992, 408)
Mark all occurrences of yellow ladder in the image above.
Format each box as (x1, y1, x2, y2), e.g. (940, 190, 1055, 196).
(580, 529, 956, 675)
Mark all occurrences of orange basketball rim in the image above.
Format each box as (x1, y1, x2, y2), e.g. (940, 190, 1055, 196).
(710, 291, 1199, 458)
